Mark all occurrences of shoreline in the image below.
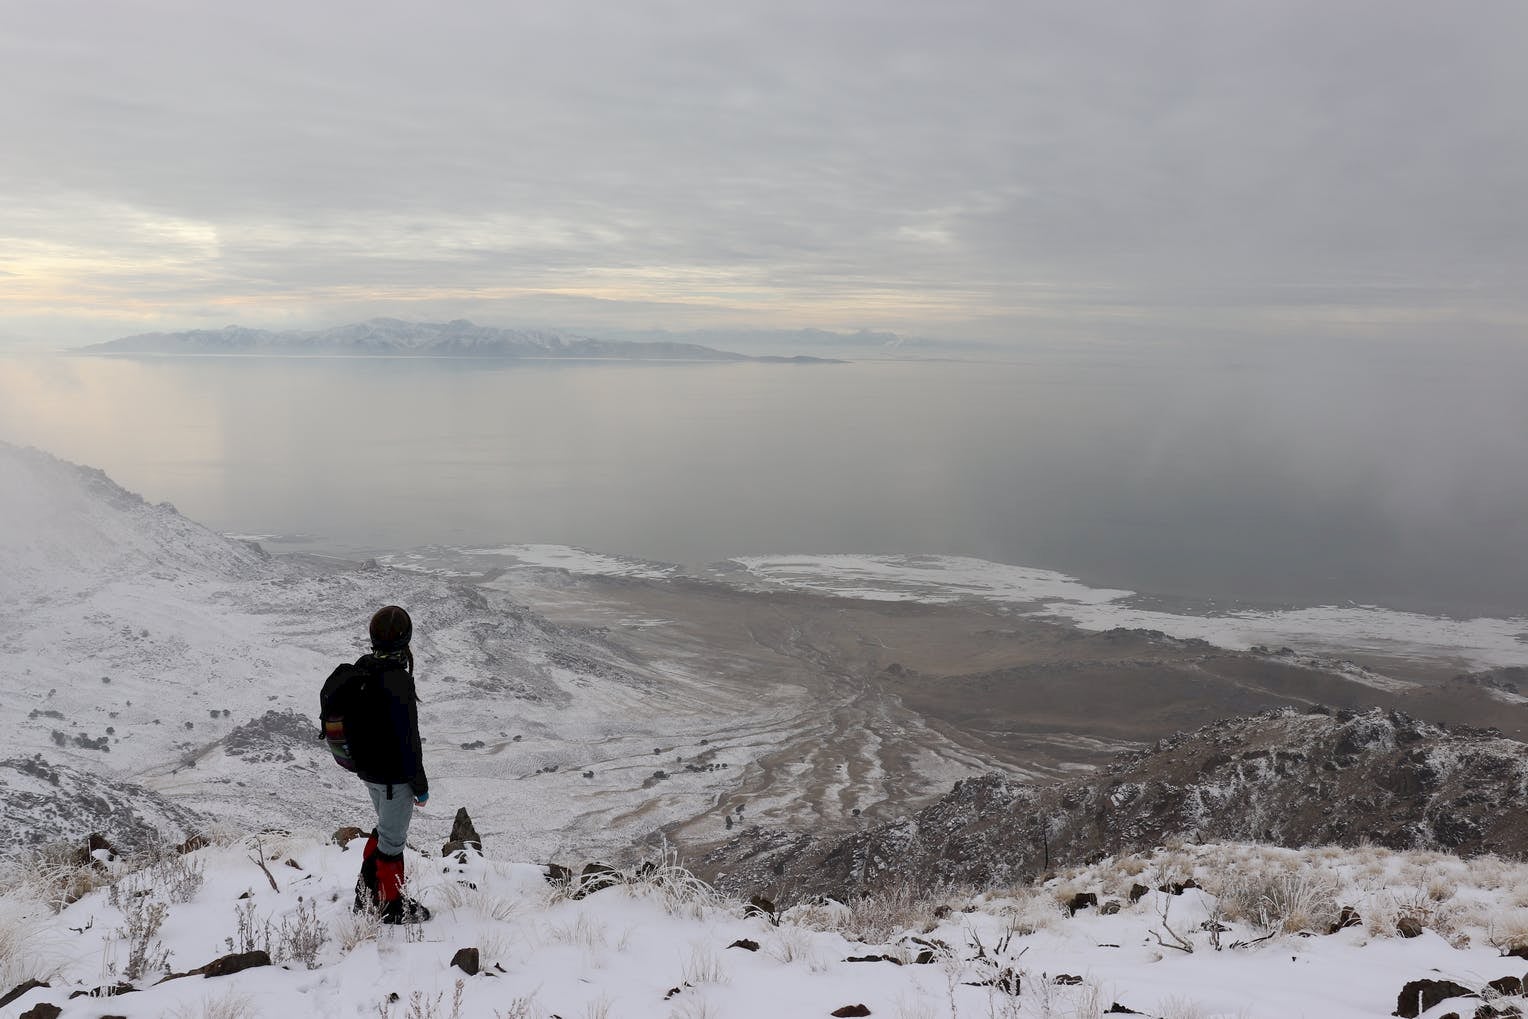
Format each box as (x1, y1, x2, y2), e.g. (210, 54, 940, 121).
(365, 544, 1528, 672)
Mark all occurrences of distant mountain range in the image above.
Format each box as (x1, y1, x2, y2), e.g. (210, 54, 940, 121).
(78, 318, 841, 362)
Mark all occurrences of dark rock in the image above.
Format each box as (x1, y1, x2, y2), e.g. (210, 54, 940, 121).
(450, 948, 480, 976)
(727, 939, 760, 952)
(1475, 1006, 1523, 1019)
(1394, 978, 1475, 1018)
(332, 826, 366, 849)
(1105, 1006, 1146, 1015)
(1066, 892, 1098, 915)
(1397, 917, 1425, 939)
(67, 983, 134, 999)
(966, 968, 1021, 995)
(1128, 883, 1149, 903)
(442, 808, 483, 858)
(1100, 900, 1123, 915)
(70, 833, 120, 868)
(745, 894, 777, 920)
(178, 832, 212, 855)
(1487, 976, 1523, 997)
(0, 980, 48, 1008)
(1328, 906, 1362, 933)
(572, 862, 621, 898)
(830, 1006, 872, 1017)
(198, 950, 271, 978)
(664, 984, 689, 1000)
(19, 1004, 62, 1019)
(1505, 945, 1528, 960)
(544, 863, 573, 883)
(1053, 974, 1083, 985)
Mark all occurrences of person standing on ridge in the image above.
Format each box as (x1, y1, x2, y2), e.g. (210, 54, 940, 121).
(345, 604, 432, 923)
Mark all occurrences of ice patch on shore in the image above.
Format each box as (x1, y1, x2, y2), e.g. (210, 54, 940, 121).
(722, 553, 1528, 669)
(724, 553, 1131, 605)
(382, 543, 678, 580)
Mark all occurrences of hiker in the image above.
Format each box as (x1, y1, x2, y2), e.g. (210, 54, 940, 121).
(342, 605, 432, 923)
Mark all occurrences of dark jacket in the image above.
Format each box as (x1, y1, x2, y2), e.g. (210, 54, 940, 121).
(351, 653, 428, 797)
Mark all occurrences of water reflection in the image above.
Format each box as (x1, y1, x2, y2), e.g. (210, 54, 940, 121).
(2, 345, 1526, 617)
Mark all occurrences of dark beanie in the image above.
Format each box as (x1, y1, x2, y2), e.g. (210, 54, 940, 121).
(369, 605, 412, 652)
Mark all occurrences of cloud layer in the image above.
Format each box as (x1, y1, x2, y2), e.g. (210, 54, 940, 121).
(2, 0, 1524, 345)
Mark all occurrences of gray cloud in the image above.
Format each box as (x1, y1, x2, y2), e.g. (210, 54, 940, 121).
(1, 0, 1524, 345)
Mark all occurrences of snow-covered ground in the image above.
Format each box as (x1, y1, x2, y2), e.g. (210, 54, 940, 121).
(3, 836, 1523, 1019)
(0, 444, 808, 861)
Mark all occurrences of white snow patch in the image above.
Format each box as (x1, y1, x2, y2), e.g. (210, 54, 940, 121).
(722, 553, 1528, 669)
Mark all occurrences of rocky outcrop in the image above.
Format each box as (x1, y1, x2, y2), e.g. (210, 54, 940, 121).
(442, 807, 483, 857)
(702, 708, 1528, 901)
(222, 710, 318, 763)
(2, 754, 206, 853)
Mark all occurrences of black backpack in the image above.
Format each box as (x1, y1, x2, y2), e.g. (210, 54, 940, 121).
(319, 660, 389, 773)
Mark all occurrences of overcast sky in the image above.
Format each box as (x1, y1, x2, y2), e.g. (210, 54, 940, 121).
(1, 0, 1524, 348)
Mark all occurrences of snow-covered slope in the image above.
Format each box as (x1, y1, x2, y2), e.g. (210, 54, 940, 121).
(3, 833, 1525, 1019)
(0, 443, 806, 860)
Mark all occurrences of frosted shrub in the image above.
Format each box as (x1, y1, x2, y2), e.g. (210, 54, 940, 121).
(5, 843, 115, 912)
(1000, 888, 1066, 937)
(668, 996, 721, 1019)
(1488, 908, 1528, 954)
(546, 912, 608, 949)
(114, 884, 171, 981)
(1212, 869, 1340, 934)
(840, 881, 944, 943)
(0, 897, 60, 987)
(225, 899, 272, 956)
(643, 865, 718, 920)
(142, 850, 206, 904)
(495, 995, 546, 1019)
(680, 944, 729, 985)
(273, 896, 328, 969)
(169, 991, 257, 1019)
(336, 909, 382, 952)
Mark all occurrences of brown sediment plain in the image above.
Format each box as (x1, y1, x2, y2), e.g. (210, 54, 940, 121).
(492, 569, 1528, 853)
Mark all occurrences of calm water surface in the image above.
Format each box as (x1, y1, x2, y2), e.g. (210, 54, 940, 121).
(3, 343, 1527, 617)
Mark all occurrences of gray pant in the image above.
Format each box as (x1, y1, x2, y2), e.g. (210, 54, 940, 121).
(364, 780, 415, 856)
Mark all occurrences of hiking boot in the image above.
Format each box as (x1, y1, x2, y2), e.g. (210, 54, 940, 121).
(379, 895, 432, 925)
(373, 849, 430, 923)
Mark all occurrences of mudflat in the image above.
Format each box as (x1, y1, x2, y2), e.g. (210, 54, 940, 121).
(489, 569, 1527, 852)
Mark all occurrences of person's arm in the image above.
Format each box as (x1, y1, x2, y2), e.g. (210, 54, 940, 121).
(406, 690, 428, 801)
(384, 669, 428, 800)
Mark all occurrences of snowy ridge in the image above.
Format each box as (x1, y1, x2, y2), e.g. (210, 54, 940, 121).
(0, 443, 266, 601)
(722, 553, 1528, 668)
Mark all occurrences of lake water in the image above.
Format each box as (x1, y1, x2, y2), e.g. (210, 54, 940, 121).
(3, 341, 1527, 618)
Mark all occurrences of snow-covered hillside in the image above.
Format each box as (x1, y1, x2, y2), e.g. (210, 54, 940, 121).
(3, 833, 1525, 1019)
(0, 442, 814, 860)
